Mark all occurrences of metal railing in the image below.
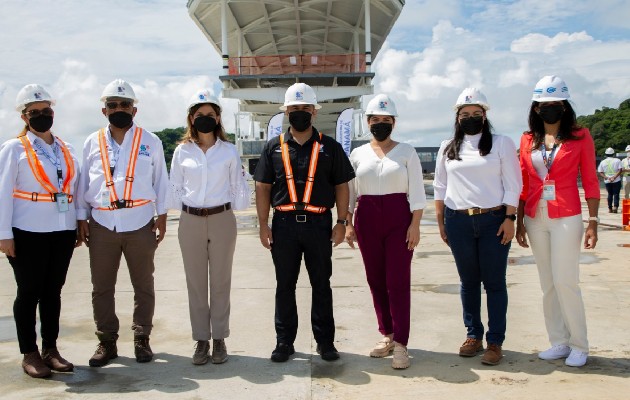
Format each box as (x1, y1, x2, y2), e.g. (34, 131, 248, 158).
(227, 54, 367, 76)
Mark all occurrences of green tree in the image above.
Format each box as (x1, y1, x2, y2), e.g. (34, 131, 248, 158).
(154, 127, 184, 168)
(578, 98, 630, 154)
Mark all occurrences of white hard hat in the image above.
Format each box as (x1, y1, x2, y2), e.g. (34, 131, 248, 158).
(280, 82, 321, 110)
(365, 94, 398, 117)
(188, 89, 221, 113)
(454, 88, 490, 111)
(625, 144, 630, 152)
(532, 75, 570, 102)
(100, 79, 138, 103)
(15, 84, 55, 112)
(605, 147, 615, 155)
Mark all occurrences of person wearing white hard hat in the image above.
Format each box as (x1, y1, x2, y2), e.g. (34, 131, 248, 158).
(76, 79, 169, 367)
(622, 145, 630, 199)
(254, 82, 354, 363)
(344, 94, 426, 369)
(433, 87, 521, 366)
(515, 76, 600, 368)
(168, 89, 249, 365)
(598, 147, 622, 212)
(0, 84, 80, 378)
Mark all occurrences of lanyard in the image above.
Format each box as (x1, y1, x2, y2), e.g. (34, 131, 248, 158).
(540, 143, 558, 171)
(33, 139, 63, 190)
(108, 135, 122, 174)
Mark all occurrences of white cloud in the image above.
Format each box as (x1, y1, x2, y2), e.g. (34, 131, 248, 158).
(511, 32, 594, 54)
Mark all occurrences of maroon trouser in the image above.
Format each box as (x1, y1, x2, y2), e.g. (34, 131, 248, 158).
(354, 193, 413, 346)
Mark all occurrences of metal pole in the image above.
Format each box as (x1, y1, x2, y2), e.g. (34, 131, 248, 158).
(364, 0, 371, 73)
(222, 0, 229, 74)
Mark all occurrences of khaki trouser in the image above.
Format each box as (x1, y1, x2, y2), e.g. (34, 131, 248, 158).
(178, 209, 236, 340)
(624, 179, 630, 199)
(89, 218, 157, 340)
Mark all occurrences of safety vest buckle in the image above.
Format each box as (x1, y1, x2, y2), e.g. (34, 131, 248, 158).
(125, 176, 134, 183)
(105, 180, 115, 187)
(293, 202, 306, 211)
(30, 192, 38, 202)
(113, 199, 127, 209)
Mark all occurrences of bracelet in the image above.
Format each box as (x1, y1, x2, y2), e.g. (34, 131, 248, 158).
(336, 219, 348, 226)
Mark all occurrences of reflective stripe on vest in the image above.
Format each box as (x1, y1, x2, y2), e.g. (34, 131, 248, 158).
(96, 127, 150, 210)
(604, 158, 618, 175)
(275, 133, 327, 213)
(12, 135, 75, 203)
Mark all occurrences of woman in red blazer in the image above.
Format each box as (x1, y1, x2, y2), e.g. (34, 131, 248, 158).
(515, 76, 600, 368)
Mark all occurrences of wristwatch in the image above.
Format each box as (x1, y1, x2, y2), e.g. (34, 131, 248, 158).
(336, 219, 348, 226)
(587, 216, 600, 223)
(505, 214, 517, 221)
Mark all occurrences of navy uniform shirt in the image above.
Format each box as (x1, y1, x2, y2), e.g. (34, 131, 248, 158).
(254, 127, 355, 213)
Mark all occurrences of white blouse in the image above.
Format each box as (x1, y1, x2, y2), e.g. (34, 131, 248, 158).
(531, 144, 563, 181)
(168, 140, 244, 210)
(433, 134, 522, 210)
(0, 131, 80, 239)
(348, 142, 427, 212)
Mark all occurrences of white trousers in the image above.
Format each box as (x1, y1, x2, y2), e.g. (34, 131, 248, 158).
(524, 201, 588, 352)
(178, 209, 237, 341)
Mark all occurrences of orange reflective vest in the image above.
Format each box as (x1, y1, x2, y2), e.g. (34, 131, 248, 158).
(96, 127, 151, 210)
(13, 135, 75, 203)
(275, 133, 327, 213)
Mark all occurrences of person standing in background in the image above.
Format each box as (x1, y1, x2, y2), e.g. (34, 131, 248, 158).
(622, 145, 630, 199)
(598, 147, 622, 213)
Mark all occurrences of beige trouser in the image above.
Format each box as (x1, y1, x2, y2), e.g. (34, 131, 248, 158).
(89, 218, 157, 340)
(524, 201, 588, 352)
(178, 209, 237, 340)
(624, 180, 630, 199)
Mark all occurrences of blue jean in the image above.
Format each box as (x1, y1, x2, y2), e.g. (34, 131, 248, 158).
(444, 207, 510, 345)
(605, 181, 621, 209)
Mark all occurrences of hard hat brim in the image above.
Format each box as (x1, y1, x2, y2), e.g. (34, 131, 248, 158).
(453, 104, 490, 111)
(532, 96, 569, 102)
(280, 101, 322, 111)
(17, 99, 56, 112)
(101, 95, 138, 104)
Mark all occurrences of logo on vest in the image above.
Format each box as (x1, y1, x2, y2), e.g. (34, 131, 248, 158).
(139, 144, 151, 157)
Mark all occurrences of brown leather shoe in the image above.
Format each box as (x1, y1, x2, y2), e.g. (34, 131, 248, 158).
(89, 341, 118, 367)
(459, 338, 483, 357)
(22, 351, 52, 378)
(481, 343, 503, 365)
(134, 336, 154, 363)
(41, 347, 74, 372)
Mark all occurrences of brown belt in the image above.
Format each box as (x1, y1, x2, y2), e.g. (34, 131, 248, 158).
(455, 205, 504, 216)
(182, 203, 231, 217)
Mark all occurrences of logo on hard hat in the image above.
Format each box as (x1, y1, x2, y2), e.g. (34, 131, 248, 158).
(379, 101, 387, 110)
(34, 92, 42, 100)
(562, 87, 568, 92)
(199, 94, 206, 100)
(295, 91, 304, 101)
(117, 86, 125, 94)
(533, 89, 543, 94)
(464, 95, 472, 103)
(547, 87, 556, 93)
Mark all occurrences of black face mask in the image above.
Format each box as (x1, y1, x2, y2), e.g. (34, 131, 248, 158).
(538, 104, 564, 124)
(370, 122, 393, 142)
(108, 111, 133, 129)
(29, 115, 54, 133)
(288, 110, 312, 132)
(193, 116, 217, 134)
(459, 116, 484, 135)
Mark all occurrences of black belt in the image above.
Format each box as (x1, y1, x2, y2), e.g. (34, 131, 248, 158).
(182, 203, 231, 217)
(273, 211, 330, 223)
(455, 205, 504, 216)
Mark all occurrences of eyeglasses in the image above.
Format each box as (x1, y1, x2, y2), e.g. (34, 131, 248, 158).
(24, 108, 54, 118)
(458, 111, 484, 119)
(105, 101, 133, 110)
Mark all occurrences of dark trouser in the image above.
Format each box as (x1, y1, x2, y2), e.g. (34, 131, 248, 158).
(7, 228, 76, 354)
(354, 193, 413, 346)
(270, 212, 334, 346)
(605, 181, 622, 209)
(89, 219, 157, 341)
(444, 207, 510, 345)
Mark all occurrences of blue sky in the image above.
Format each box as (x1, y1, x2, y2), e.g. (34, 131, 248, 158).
(1, 0, 629, 151)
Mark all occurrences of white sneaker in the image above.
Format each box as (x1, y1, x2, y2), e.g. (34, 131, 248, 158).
(565, 349, 588, 367)
(538, 345, 571, 360)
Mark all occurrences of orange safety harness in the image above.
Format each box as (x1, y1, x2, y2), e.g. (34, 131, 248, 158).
(96, 127, 151, 210)
(13, 135, 75, 203)
(275, 133, 326, 213)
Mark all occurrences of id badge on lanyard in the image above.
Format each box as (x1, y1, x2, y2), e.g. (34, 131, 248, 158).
(541, 143, 558, 201)
(56, 193, 70, 212)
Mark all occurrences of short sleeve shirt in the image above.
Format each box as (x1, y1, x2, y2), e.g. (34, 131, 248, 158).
(254, 128, 355, 212)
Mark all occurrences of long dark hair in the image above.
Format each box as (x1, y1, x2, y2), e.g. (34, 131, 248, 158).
(444, 110, 493, 160)
(527, 100, 581, 150)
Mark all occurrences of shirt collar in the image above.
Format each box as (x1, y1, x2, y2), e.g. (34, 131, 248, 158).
(284, 127, 321, 145)
(26, 130, 59, 147)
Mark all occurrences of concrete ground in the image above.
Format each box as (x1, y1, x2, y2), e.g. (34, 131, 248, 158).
(1, 193, 629, 399)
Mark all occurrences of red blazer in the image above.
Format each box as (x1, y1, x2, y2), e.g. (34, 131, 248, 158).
(519, 128, 600, 218)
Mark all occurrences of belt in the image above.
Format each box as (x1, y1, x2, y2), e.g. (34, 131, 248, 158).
(455, 205, 504, 216)
(274, 211, 329, 223)
(182, 203, 231, 217)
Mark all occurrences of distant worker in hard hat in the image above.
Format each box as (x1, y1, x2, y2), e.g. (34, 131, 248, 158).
(76, 79, 169, 367)
(168, 89, 249, 366)
(0, 84, 80, 378)
(622, 145, 630, 199)
(344, 94, 426, 369)
(598, 147, 622, 212)
(433, 88, 521, 366)
(254, 82, 355, 362)
(516, 76, 600, 368)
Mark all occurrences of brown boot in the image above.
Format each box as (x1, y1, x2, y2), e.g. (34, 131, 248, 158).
(134, 335, 154, 363)
(459, 338, 483, 357)
(89, 341, 118, 367)
(22, 351, 52, 378)
(481, 343, 503, 365)
(41, 347, 74, 372)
